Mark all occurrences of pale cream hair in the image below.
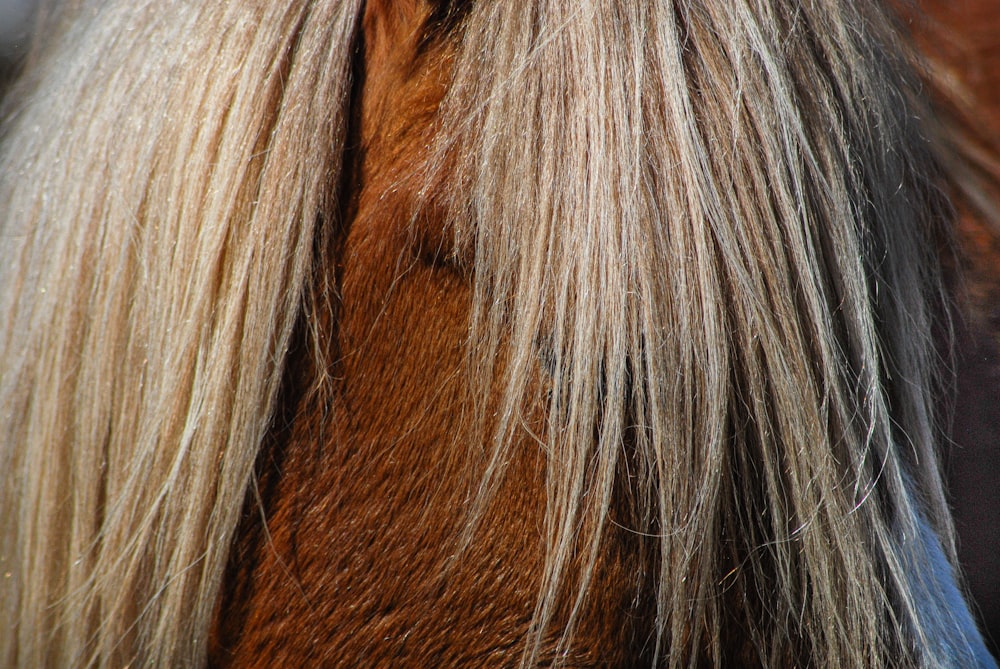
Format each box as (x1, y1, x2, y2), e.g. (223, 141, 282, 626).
(441, 1, 992, 666)
(1, 0, 362, 665)
(0, 0, 994, 667)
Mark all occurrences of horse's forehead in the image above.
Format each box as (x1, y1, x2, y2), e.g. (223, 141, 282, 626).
(363, 0, 431, 59)
(355, 0, 462, 268)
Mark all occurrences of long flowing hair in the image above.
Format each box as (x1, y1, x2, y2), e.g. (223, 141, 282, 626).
(1, 1, 362, 665)
(0, 0, 993, 666)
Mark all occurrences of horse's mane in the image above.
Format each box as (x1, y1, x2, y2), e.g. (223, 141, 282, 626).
(1, 1, 363, 664)
(0, 0, 992, 666)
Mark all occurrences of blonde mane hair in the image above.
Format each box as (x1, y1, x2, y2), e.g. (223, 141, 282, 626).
(0, 0, 993, 666)
(1, 0, 362, 664)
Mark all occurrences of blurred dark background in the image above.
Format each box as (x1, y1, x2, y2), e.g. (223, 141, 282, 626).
(0, 0, 35, 91)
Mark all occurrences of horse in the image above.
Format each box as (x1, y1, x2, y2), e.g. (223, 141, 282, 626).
(1, 0, 998, 666)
